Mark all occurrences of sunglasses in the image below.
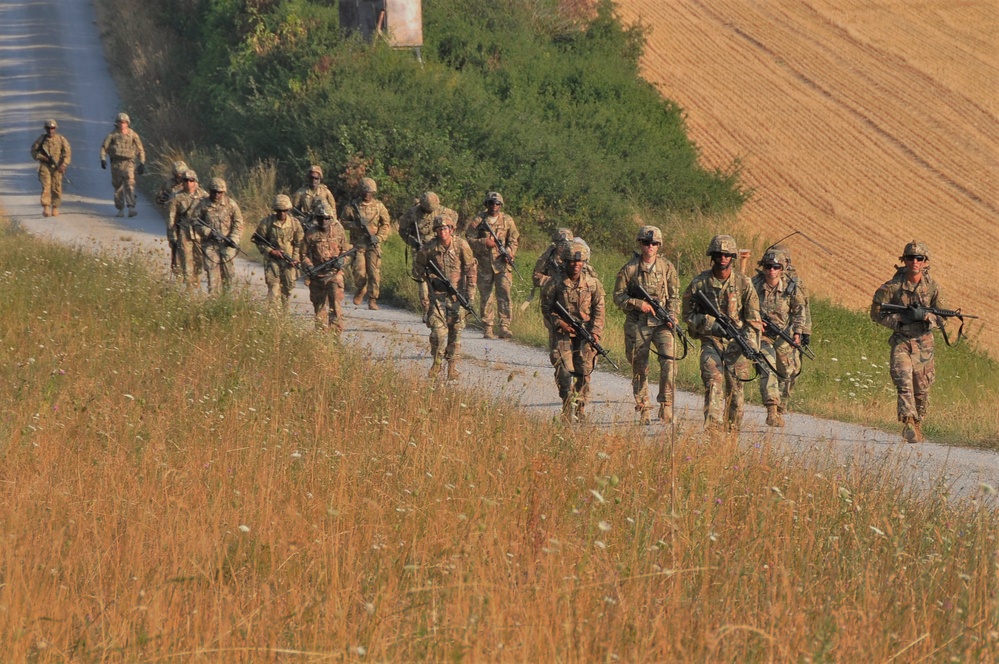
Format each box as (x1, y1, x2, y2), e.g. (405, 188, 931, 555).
(763, 264, 783, 270)
(903, 255, 926, 262)
(639, 240, 661, 247)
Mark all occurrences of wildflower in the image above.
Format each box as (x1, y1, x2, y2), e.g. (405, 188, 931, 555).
(598, 520, 612, 531)
(238, 525, 250, 533)
(870, 526, 885, 536)
(979, 483, 996, 495)
(590, 490, 606, 504)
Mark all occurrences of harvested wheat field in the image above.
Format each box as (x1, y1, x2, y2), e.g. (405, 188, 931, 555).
(616, 0, 998, 356)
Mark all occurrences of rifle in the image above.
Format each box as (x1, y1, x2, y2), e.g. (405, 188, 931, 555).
(351, 203, 380, 247)
(424, 258, 481, 325)
(760, 312, 816, 360)
(692, 289, 776, 379)
(551, 300, 619, 370)
(251, 231, 298, 268)
(302, 247, 358, 280)
(878, 303, 978, 346)
(38, 144, 72, 185)
(192, 217, 244, 254)
(480, 219, 525, 282)
(629, 280, 691, 360)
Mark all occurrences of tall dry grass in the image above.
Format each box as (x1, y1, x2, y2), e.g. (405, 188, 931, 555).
(1, 221, 996, 660)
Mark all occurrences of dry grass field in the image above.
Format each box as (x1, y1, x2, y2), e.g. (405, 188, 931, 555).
(615, 0, 998, 357)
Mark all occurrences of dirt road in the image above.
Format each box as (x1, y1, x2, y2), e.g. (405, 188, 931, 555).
(1, 0, 995, 499)
(616, 0, 998, 357)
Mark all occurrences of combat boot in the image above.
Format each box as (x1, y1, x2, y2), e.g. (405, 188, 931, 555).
(902, 417, 918, 443)
(115, 208, 125, 217)
(765, 404, 784, 427)
(353, 288, 366, 306)
(447, 360, 460, 381)
(428, 358, 442, 379)
(913, 420, 925, 442)
(368, 299, 379, 310)
(638, 407, 652, 426)
(576, 403, 587, 423)
(498, 327, 513, 340)
(128, 208, 138, 218)
(483, 326, 496, 340)
(51, 207, 59, 217)
(42, 205, 50, 217)
(658, 403, 673, 425)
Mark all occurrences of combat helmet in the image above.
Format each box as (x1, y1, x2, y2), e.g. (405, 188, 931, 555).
(208, 177, 227, 193)
(172, 161, 189, 177)
(637, 225, 663, 245)
(706, 234, 738, 256)
(420, 191, 440, 212)
(272, 194, 293, 211)
(44, 119, 58, 129)
(360, 177, 377, 193)
(758, 250, 784, 269)
(484, 191, 504, 206)
(115, 112, 130, 124)
(183, 169, 198, 182)
(432, 214, 455, 230)
(551, 227, 573, 244)
(900, 240, 930, 261)
(314, 202, 334, 218)
(562, 238, 590, 262)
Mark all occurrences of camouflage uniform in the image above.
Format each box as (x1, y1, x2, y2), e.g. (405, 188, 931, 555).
(156, 161, 188, 207)
(412, 217, 477, 379)
(614, 240, 681, 422)
(682, 236, 762, 430)
(399, 192, 458, 313)
(167, 170, 207, 289)
(771, 244, 812, 402)
(341, 178, 391, 309)
(99, 113, 146, 216)
(870, 241, 945, 442)
(30, 120, 71, 216)
(752, 258, 806, 423)
(291, 166, 338, 231)
(465, 192, 520, 338)
(253, 196, 304, 310)
(541, 241, 606, 422)
(300, 208, 352, 333)
(195, 179, 244, 294)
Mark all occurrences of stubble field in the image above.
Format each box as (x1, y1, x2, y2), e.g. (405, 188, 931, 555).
(615, 0, 998, 356)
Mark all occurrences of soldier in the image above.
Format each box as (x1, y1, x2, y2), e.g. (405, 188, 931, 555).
(291, 165, 338, 230)
(771, 243, 812, 407)
(156, 161, 188, 207)
(541, 239, 606, 423)
(682, 234, 762, 432)
(533, 228, 574, 290)
(99, 113, 146, 217)
(195, 177, 244, 294)
(614, 226, 681, 425)
(252, 194, 304, 311)
(465, 191, 520, 339)
(30, 118, 71, 217)
(167, 169, 207, 290)
(752, 250, 806, 427)
(341, 177, 391, 310)
(399, 191, 458, 314)
(870, 241, 946, 443)
(300, 203, 352, 334)
(412, 215, 477, 380)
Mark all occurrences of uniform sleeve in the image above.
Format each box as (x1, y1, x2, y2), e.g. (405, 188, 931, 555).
(505, 216, 520, 257)
(464, 217, 487, 254)
(532, 248, 553, 288)
(229, 202, 244, 242)
(299, 234, 314, 269)
(61, 136, 72, 167)
(461, 241, 477, 291)
(870, 283, 900, 331)
(292, 221, 305, 262)
(789, 283, 807, 335)
(540, 279, 557, 332)
(167, 197, 181, 237)
(742, 279, 762, 332)
(135, 134, 146, 164)
(99, 133, 111, 160)
(30, 136, 44, 162)
(376, 202, 392, 240)
(253, 218, 270, 257)
(412, 248, 428, 281)
(665, 262, 681, 318)
(612, 265, 636, 312)
(590, 280, 606, 338)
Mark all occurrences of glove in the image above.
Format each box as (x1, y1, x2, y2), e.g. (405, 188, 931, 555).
(100, 159, 107, 170)
(902, 305, 928, 323)
(800, 334, 811, 347)
(136, 163, 146, 175)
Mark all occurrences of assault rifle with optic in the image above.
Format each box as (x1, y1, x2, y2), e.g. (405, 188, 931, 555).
(192, 217, 244, 254)
(551, 300, 619, 370)
(877, 303, 978, 321)
(480, 220, 525, 283)
(692, 289, 775, 378)
(629, 281, 691, 360)
(424, 259, 481, 325)
(302, 247, 358, 280)
(760, 312, 815, 360)
(251, 231, 298, 268)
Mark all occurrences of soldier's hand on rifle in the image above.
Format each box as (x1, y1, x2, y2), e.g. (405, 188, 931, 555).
(557, 319, 574, 335)
(57, 163, 66, 174)
(269, 248, 283, 260)
(638, 301, 654, 315)
(421, 299, 430, 311)
(592, 332, 601, 343)
(100, 159, 107, 170)
(484, 235, 497, 249)
(801, 334, 811, 347)
(904, 305, 929, 322)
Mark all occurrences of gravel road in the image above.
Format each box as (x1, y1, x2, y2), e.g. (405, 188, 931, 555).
(1, 0, 995, 500)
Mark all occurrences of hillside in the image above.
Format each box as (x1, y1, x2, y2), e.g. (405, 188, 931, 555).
(614, 0, 998, 356)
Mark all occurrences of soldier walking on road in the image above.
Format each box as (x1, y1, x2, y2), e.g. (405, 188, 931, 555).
(682, 235, 762, 433)
(752, 250, 806, 427)
(614, 226, 681, 425)
(253, 194, 304, 311)
(167, 169, 207, 290)
(413, 215, 477, 380)
(465, 191, 520, 339)
(30, 118, 71, 217)
(300, 203, 351, 334)
(99, 113, 146, 218)
(870, 241, 947, 443)
(542, 239, 606, 423)
(195, 177, 244, 294)
(291, 165, 338, 231)
(399, 191, 458, 315)
(771, 243, 812, 407)
(341, 177, 391, 310)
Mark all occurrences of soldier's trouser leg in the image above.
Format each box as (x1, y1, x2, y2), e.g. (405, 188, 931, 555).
(444, 301, 465, 361)
(758, 341, 782, 406)
(426, 295, 450, 360)
(39, 167, 62, 208)
(219, 250, 237, 292)
(418, 281, 430, 314)
(890, 335, 935, 421)
(111, 161, 136, 210)
(477, 268, 497, 327)
(778, 348, 801, 407)
(495, 268, 513, 330)
(625, 318, 652, 409)
(551, 334, 575, 405)
(699, 343, 727, 426)
(365, 248, 381, 300)
(310, 273, 345, 332)
(652, 326, 675, 406)
(203, 243, 223, 294)
(725, 349, 751, 430)
(264, 261, 283, 308)
(177, 232, 202, 290)
(574, 343, 596, 408)
(352, 251, 368, 298)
